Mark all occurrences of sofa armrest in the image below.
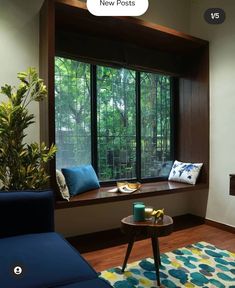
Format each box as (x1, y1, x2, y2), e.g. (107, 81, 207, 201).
(0, 190, 54, 238)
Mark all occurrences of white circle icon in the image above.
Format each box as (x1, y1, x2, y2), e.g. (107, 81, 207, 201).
(14, 266, 23, 275)
(87, 0, 149, 16)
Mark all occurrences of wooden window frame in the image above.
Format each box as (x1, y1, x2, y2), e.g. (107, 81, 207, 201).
(39, 0, 209, 203)
(54, 58, 175, 183)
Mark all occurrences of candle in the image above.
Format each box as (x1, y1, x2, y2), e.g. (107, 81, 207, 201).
(145, 206, 153, 220)
(132, 201, 144, 215)
(133, 203, 145, 222)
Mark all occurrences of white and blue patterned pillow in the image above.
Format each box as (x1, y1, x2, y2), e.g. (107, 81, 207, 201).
(168, 160, 203, 185)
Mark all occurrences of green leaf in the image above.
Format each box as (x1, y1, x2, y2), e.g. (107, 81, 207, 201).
(1, 84, 13, 98)
(0, 67, 56, 190)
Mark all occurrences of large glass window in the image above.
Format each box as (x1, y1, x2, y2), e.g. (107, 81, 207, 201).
(55, 56, 173, 181)
(55, 58, 91, 169)
(97, 67, 136, 181)
(141, 73, 172, 178)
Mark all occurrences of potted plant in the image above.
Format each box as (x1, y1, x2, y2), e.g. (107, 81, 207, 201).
(0, 67, 57, 190)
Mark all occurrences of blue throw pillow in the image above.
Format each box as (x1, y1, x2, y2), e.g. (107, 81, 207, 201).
(62, 165, 100, 196)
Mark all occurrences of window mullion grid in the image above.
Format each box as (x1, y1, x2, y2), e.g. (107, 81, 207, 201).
(90, 64, 98, 173)
(136, 71, 141, 180)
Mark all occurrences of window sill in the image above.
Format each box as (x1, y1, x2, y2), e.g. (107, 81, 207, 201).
(55, 181, 208, 209)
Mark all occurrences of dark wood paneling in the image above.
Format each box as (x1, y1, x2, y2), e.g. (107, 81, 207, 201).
(178, 46, 209, 184)
(230, 174, 235, 196)
(54, 0, 208, 76)
(40, 0, 55, 145)
(55, 30, 185, 76)
(55, 181, 208, 209)
(39, 0, 57, 190)
(40, 0, 209, 197)
(55, 0, 207, 55)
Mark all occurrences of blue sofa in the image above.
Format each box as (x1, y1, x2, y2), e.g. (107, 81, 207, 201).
(0, 190, 112, 288)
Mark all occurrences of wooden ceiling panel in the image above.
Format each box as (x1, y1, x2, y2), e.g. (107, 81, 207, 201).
(54, 1, 208, 55)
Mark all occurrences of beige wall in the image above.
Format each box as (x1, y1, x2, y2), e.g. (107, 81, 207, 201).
(0, 0, 44, 143)
(190, 0, 235, 227)
(139, 0, 190, 33)
(56, 192, 193, 237)
(2, 0, 232, 237)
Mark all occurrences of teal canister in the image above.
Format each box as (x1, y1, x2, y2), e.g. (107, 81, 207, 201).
(132, 201, 144, 216)
(133, 203, 145, 222)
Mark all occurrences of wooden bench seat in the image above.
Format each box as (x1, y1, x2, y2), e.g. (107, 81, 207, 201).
(55, 181, 208, 209)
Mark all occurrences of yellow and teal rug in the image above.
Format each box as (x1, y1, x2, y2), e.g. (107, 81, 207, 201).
(100, 242, 235, 288)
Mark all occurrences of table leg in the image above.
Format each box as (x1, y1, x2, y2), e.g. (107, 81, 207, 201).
(121, 233, 135, 272)
(151, 236, 161, 287)
(156, 237, 161, 266)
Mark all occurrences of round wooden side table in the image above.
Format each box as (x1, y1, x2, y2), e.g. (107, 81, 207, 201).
(121, 215, 173, 287)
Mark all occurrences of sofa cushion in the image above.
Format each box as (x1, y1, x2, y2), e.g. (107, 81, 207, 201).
(0, 232, 97, 288)
(58, 278, 112, 288)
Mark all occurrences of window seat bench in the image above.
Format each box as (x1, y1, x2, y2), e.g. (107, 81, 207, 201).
(55, 181, 208, 209)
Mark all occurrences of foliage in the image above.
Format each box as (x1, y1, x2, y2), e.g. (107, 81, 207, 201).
(55, 57, 172, 181)
(0, 67, 57, 190)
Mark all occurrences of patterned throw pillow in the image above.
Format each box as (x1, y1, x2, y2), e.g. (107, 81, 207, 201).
(168, 160, 203, 185)
(56, 170, 70, 201)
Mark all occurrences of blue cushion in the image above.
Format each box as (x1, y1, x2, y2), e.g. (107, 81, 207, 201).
(0, 232, 97, 288)
(60, 278, 112, 288)
(62, 165, 100, 196)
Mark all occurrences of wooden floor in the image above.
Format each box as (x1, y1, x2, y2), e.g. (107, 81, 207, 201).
(82, 224, 235, 272)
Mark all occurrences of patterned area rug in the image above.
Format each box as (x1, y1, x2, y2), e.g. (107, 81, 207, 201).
(100, 242, 235, 288)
